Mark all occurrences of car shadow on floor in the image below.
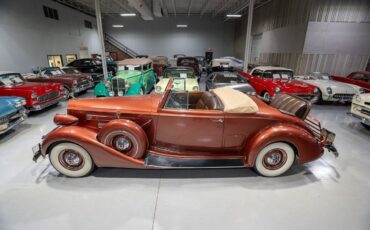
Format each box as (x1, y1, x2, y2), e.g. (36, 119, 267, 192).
(0, 123, 32, 144)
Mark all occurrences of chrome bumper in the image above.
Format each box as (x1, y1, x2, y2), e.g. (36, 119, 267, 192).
(0, 110, 27, 135)
(32, 143, 41, 162)
(347, 112, 370, 125)
(321, 128, 338, 157)
(30, 96, 63, 111)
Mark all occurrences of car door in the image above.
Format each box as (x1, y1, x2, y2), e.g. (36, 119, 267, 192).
(155, 91, 224, 153)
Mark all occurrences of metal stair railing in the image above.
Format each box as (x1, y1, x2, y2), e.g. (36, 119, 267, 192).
(104, 33, 138, 58)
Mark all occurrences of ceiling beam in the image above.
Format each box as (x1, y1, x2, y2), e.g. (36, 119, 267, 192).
(213, 0, 235, 17)
(187, 0, 193, 16)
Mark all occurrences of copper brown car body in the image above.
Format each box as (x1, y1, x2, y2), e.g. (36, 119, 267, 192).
(33, 82, 337, 177)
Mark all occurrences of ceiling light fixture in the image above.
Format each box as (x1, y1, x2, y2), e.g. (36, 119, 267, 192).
(226, 14, 242, 18)
(112, 25, 124, 28)
(176, 24, 188, 28)
(120, 13, 136, 17)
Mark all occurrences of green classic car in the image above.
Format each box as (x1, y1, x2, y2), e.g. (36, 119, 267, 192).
(155, 67, 200, 93)
(94, 58, 156, 97)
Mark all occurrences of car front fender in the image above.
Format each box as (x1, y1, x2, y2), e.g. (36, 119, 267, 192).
(244, 123, 323, 167)
(126, 83, 143, 95)
(94, 82, 109, 97)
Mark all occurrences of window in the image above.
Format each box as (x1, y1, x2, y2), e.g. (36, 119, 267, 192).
(43, 6, 59, 20)
(143, 64, 148, 71)
(352, 73, 370, 82)
(214, 73, 248, 84)
(252, 69, 262, 77)
(164, 91, 189, 110)
(84, 20, 92, 29)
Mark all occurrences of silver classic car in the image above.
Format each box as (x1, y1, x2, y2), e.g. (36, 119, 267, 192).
(205, 71, 255, 93)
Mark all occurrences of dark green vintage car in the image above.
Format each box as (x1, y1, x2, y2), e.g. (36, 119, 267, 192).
(94, 58, 156, 97)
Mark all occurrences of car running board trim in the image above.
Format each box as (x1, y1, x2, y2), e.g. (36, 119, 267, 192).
(144, 153, 244, 168)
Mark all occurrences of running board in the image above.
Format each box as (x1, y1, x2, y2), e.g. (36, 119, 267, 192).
(145, 154, 244, 168)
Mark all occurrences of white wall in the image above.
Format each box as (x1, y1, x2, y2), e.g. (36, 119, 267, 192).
(103, 16, 235, 58)
(0, 0, 100, 73)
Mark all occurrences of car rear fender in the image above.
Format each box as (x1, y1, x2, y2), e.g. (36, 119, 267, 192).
(41, 125, 146, 168)
(244, 123, 323, 167)
(94, 82, 109, 97)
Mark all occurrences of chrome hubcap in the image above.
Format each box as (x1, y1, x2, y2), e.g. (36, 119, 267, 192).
(262, 148, 287, 170)
(266, 153, 282, 166)
(114, 136, 132, 152)
(64, 151, 81, 166)
(58, 149, 84, 171)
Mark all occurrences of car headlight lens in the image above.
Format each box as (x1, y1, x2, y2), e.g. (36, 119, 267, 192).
(326, 87, 332, 94)
(359, 88, 365, 94)
(125, 81, 131, 89)
(31, 92, 37, 99)
(192, 86, 199, 91)
(313, 88, 319, 94)
(105, 81, 111, 88)
(275, 87, 281, 93)
(155, 86, 162, 92)
(355, 95, 361, 102)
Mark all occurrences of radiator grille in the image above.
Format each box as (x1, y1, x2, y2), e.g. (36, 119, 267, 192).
(361, 109, 370, 116)
(333, 94, 354, 100)
(37, 91, 59, 102)
(304, 115, 321, 141)
(112, 78, 125, 95)
(0, 112, 17, 124)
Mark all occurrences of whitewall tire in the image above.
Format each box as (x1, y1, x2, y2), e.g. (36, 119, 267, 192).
(49, 142, 94, 177)
(254, 142, 295, 177)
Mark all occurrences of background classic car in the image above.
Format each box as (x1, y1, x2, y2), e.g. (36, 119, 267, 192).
(66, 58, 112, 79)
(0, 72, 64, 111)
(332, 71, 370, 93)
(61, 66, 103, 85)
(296, 72, 364, 103)
(350, 93, 370, 129)
(155, 67, 199, 93)
(177, 57, 201, 77)
(150, 56, 169, 79)
(94, 58, 156, 97)
(243, 66, 319, 101)
(24, 67, 94, 98)
(0, 96, 27, 134)
(33, 83, 337, 178)
(205, 71, 255, 93)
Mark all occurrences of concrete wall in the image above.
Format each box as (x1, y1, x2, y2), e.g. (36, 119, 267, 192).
(103, 16, 235, 58)
(0, 0, 100, 73)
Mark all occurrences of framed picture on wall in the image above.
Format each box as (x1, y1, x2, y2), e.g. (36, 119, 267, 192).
(47, 55, 63, 68)
(66, 54, 77, 64)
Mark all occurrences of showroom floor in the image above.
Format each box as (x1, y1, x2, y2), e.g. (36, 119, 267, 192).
(0, 85, 369, 230)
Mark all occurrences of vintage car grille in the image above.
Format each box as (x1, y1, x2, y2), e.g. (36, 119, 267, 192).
(37, 91, 59, 103)
(304, 115, 321, 141)
(333, 93, 354, 100)
(365, 102, 370, 106)
(0, 112, 17, 124)
(112, 78, 125, 95)
(361, 109, 370, 116)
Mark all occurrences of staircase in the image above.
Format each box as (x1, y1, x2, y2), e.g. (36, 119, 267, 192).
(104, 33, 138, 59)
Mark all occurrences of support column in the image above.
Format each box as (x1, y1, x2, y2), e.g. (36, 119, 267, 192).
(243, 0, 254, 72)
(95, 0, 108, 79)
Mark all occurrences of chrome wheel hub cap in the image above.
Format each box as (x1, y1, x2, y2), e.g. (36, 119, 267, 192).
(64, 151, 81, 166)
(266, 153, 282, 166)
(115, 136, 131, 151)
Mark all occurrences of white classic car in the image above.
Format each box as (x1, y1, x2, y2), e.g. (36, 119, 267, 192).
(350, 93, 370, 129)
(296, 72, 364, 103)
(220, 56, 244, 69)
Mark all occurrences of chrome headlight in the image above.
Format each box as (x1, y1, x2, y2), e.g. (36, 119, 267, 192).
(109, 91, 114, 97)
(31, 92, 37, 99)
(326, 87, 332, 94)
(192, 86, 199, 91)
(125, 81, 131, 89)
(155, 86, 162, 92)
(105, 81, 111, 88)
(355, 95, 361, 102)
(313, 88, 319, 94)
(275, 87, 281, 93)
(359, 88, 365, 94)
(118, 91, 124, 96)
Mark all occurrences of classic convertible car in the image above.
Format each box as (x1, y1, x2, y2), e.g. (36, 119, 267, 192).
(0, 96, 27, 134)
(350, 93, 370, 129)
(332, 71, 370, 93)
(155, 67, 199, 93)
(0, 71, 65, 111)
(243, 66, 319, 101)
(24, 67, 94, 98)
(33, 81, 337, 178)
(205, 71, 255, 93)
(94, 58, 156, 97)
(296, 72, 364, 103)
(211, 58, 233, 72)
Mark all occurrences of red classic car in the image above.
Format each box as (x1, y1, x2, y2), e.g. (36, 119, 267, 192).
(0, 71, 65, 111)
(33, 81, 337, 178)
(332, 71, 370, 93)
(243, 66, 319, 101)
(24, 67, 94, 98)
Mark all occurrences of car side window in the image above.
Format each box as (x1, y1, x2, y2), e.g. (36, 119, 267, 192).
(143, 64, 148, 71)
(263, 71, 273, 79)
(214, 73, 230, 83)
(164, 91, 189, 110)
(352, 73, 369, 82)
(252, 69, 262, 77)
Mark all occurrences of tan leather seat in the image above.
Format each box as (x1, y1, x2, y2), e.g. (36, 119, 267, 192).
(195, 92, 219, 110)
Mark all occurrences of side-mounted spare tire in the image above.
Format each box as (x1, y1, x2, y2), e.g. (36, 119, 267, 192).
(98, 119, 148, 159)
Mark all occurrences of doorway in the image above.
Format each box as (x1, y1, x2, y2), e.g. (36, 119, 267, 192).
(47, 55, 63, 67)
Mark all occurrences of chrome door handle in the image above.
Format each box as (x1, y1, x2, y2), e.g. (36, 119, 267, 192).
(211, 118, 224, 123)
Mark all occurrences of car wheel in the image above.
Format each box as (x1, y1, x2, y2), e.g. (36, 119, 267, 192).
(49, 142, 95, 177)
(263, 91, 271, 101)
(361, 123, 370, 130)
(62, 86, 70, 100)
(254, 142, 295, 177)
(317, 89, 324, 104)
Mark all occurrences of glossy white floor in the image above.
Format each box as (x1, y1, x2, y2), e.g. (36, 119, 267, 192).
(0, 89, 369, 230)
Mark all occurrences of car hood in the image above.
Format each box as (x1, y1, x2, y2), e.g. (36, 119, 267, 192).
(303, 79, 360, 93)
(68, 94, 162, 114)
(273, 79, 315, 93)
(51, 74, 90, 82)
(0, 97, 18, 117)
(116, 70, 141, 79)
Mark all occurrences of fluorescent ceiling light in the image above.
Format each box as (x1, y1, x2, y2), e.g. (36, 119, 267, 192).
(112, 25, 124, 28)
(120, 13, 136, 17)
(226, 14, 242, 18)
(176, 24, 188, 28)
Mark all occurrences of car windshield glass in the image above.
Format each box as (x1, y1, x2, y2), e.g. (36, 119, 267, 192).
(179, 59, 196, 65)
(266, 70, 293, 80)
(215, 72, 247, 83)
(164, 70, 195, 79)
(311, 73, 330, 80)
(118, 65, 141, 71)
(0, 73, 24, 85)
(164, 90, 189, 110)
(63, 68, 80, 74)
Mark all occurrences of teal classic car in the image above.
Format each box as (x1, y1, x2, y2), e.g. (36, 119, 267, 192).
(0, 96, 27, 135)
(94, 58, 156, 97)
